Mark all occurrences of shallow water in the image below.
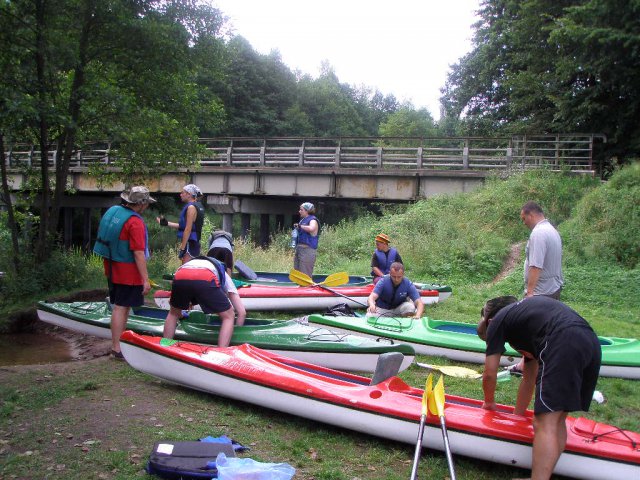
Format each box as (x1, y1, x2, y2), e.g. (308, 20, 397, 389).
(0, 332, 73, 366)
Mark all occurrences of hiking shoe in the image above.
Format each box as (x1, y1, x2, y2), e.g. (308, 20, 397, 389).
(110, 350, 124, 360)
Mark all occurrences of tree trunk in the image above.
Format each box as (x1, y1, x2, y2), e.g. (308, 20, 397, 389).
(0, 134, 21, 273)
(34, 0, 52, 263)
(50, 1, 94, 242)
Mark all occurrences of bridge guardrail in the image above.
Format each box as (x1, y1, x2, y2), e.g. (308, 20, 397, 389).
(4, 135, 604, 173)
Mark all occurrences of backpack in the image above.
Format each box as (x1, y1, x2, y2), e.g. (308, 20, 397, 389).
(193, 256, 227, 289)
(146, 440, 236, 480)
(208, 230, 234, 249)
(324, 303, 356, 317)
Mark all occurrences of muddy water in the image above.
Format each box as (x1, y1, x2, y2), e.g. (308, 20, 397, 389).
(0, 332, 73, 366)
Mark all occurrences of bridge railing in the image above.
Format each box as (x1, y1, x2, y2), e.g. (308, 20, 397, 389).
(4, 135, 603, 172)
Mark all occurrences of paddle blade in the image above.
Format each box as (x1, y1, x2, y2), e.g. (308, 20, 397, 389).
(434, 375, 446, 417)
(416, 362, 482, 379)
(234, 260, 258, 280)
(421, 374, 433, 416)
(289, 269, 313, 286)
(426, 374, 437, 416)
(321, 271, 349, 287)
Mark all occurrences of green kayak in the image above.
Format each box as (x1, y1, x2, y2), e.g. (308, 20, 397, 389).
(37, 301, 415, 372)
(304, 313, 640, 379)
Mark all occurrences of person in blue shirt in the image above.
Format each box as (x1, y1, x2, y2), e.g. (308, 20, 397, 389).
(370, 233, 403, 284)
(293, 202, 319, 276)
(157, 184, 205, 264)
(367, 262, 424, 319)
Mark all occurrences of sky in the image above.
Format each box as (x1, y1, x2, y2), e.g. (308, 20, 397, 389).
(213, 0, 481, 120)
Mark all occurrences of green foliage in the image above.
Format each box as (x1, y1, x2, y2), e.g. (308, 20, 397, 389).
(549, 0, 640, 154)
(442, 0, 640, 160)
(0, 249, 104, 309)
(562, 162, 640, 268)
(312, 170, 597, 284)
(378, 105, 437, 141)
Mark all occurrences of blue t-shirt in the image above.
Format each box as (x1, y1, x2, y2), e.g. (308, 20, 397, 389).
(372, 275, 419, 309)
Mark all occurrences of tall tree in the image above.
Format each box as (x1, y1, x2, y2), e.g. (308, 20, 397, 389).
(441, 0, 640, 160)
(0, 0, 227, 261)
(212, 37, 297, 136)
(294, 63, 369, 137)
(441, 0, 572, 135)
(378, 105, 437, 145)
(550, 0, 640, 156)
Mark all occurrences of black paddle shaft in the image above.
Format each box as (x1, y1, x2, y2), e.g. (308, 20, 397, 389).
(316, 284, 368, 308)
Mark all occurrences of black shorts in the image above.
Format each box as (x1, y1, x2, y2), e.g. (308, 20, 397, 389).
(207, 247, 234, 271)
(109, 283, 144, 307)
(534, 326, 601, 414)
(170, 279, 231, 314)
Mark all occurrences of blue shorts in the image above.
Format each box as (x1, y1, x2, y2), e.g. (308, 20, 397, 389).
(170, 279, 231, 314)
(184, 239, 201, 258)
(109, 283, 144, 307)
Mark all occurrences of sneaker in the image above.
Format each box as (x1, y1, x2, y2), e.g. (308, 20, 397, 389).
(110, 350, 124, 360)
(506, 363, 523, 376)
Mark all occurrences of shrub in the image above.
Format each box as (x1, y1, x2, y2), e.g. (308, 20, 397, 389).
(313, 170, 597, 283)
(562, 162, 640, 268)
(0, 249, 104, 309)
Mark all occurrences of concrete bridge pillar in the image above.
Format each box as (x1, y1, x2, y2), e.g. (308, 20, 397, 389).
(222, 214, 233, 235)
(241, 213, 251, 240)
(259, 214, 270, 247)
(82, 208, 92, 251)
(63, 207, 73, 249)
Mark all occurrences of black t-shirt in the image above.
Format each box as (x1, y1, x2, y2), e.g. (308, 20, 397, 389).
(485, 296, 593, 360)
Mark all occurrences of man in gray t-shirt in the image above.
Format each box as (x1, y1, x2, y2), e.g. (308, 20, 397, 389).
(521, 201, 563, 298)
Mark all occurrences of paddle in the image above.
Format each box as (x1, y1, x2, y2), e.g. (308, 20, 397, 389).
(409, 374, 433, 480)
(319, 272, 350, 287)
(289, 269, 368, 307)
(416, 362, 482, 379)
(288, 269, 348, 287)
(234, 260, 258, 280)
(430, 375, 456, 480)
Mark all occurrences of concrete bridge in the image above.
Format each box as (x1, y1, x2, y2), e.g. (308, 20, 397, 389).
(3, 134, 605, 245)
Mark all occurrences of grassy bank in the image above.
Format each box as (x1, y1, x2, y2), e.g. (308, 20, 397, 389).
(1, 165, 639, 478)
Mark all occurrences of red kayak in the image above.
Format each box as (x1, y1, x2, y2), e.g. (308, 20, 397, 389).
(154, 283, 440, 311)
(120, 331, 640, 479)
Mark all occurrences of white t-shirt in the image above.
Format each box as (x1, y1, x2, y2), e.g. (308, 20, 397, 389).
(178, 258, 237, 294)
(524, 219, 564, 295)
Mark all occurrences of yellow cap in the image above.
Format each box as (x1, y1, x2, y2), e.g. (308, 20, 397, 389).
(375, 233, 390, 244)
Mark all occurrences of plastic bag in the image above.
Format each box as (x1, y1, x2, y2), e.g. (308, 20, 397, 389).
(215, 452, 295, 480)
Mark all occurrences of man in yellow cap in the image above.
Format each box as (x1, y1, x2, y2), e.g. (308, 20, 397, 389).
(371, 233, 403, 284)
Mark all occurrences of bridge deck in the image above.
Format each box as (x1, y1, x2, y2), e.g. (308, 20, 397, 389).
(4, 134, 603, 202)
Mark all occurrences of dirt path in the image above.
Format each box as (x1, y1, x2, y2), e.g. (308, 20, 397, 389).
(490, 242, 523, 285)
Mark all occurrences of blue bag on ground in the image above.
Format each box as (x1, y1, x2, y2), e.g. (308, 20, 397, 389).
(215, 452, 296, 480)
(200, 434, 251, 452)
(146, 441, 236, 479)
